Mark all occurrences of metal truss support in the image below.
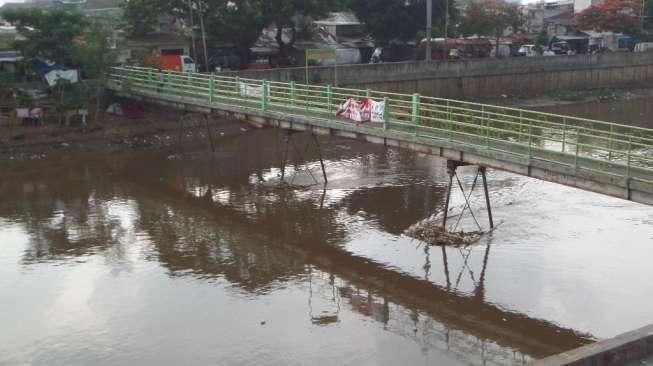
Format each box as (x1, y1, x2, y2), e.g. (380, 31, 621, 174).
(279, 130, 328, 186)
(441, 160, 494, 232)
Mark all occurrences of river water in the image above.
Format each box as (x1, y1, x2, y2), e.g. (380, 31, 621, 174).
(1, 98, 652, 365)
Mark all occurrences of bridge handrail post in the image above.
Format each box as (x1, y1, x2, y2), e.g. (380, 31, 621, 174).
(447, 100, 452, 141)
(235, 76, 241, 98)
(626, 134, 632, 178)
(574, 129, 580, 172)
(147, 68, 152, 90)
(187, 72, 191, 98)
(209, 73, 215, 103)
(290, 81, 296, 107)
(326, 85, 333, 114)
(526, 111, 533, 161)
(562, 116, 567, 153)
(366, 89, 371, 98)
(608, 124, 615, 161)
(412, 93, 420, 136)
(262, 80, 269, 111)
(383, 97, 388, 131)
(482, 105, 489, 148)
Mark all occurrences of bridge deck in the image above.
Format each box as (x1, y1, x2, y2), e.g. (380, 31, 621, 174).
(107, 66, 653, 205)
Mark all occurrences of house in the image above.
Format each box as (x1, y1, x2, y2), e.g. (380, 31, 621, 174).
(523, 0, 574, 33)
(542, 10, 576, 36)
(574, 0, 603, 14)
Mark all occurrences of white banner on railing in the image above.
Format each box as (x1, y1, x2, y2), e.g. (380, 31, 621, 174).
(370, 100, 385, 123)
(239, 82, 265, 98)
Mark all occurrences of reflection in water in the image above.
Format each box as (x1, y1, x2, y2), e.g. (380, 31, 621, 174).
(1, 126, 651, 365)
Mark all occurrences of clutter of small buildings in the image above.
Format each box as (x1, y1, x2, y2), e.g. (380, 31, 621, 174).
(0, 0, 650, 75)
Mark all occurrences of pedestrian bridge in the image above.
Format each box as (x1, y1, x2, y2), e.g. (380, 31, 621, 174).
(107, 66, 653, 206)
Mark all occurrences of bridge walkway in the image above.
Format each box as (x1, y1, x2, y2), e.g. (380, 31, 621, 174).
(107, 66, 653, 205)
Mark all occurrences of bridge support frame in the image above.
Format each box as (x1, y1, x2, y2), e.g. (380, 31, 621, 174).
(441, 160, 494, 232)
(279, 130, 328, 185)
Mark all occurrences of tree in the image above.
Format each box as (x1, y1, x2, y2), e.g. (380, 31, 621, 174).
(72, 20, 121, 120)
(350, 0, 458, 46)
(120, 0, 166, 36)
(262, 0, 343, 60)
(536, 29, 548, 46)
(204, 1, 268, 64)
(576, 0, 641, 35)
(1, 7, 89, 65)
(460, 0, 523, 56)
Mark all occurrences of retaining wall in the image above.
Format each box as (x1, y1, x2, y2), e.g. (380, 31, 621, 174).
(225, 52, 653, 98)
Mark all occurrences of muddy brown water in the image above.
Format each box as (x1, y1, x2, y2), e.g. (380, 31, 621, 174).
(1, 98, 652, 365)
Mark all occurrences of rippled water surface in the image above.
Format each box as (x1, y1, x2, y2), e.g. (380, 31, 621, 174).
(1, 99, 652, 365)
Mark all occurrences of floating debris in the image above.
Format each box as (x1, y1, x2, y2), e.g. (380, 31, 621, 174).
(405, 219, 483, 246)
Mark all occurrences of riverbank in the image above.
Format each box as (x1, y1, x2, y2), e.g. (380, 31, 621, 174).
(0, 104, 248, 160)
(3, 85, 653, 160)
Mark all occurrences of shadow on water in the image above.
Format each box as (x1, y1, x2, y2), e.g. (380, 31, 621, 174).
(0, 128, 596, 364)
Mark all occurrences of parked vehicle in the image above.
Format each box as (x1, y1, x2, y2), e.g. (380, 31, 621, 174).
(634, 42, 653, 52)
(550, 41, 569, 55)
(517, 44, 538, 57)
(145, 54, 196, 73)
(207, 48, 242, 71)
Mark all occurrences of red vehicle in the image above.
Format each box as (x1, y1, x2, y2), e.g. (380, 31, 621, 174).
(145, 54, 197, 73)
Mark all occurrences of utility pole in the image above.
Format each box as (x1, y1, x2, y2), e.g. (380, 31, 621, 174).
(426, 0, 432, 62)
(188, 0, 197, 62)
(199, 7, 209, 71)
(444, 0, 449, 43)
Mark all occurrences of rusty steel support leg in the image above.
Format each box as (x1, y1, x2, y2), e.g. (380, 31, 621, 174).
(280, 130, 291, 181)
(480, 166, 494, 229)
(204, 114, 215, 153)
(312, 133, 328, 184)
(441, 162, 456, 231)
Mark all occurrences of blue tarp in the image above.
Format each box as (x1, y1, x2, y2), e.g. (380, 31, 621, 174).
(33, 59, 65, 75)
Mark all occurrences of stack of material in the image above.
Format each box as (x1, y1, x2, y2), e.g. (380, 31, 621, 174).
(404, 219, 482, 246)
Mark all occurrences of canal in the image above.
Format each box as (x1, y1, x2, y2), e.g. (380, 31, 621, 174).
(1, 97, 652, 365)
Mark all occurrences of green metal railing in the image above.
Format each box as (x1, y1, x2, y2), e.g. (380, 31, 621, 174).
(107, 66, 653, 191)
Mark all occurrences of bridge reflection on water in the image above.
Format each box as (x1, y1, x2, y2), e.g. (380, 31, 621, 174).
(1, 127, 652, 365)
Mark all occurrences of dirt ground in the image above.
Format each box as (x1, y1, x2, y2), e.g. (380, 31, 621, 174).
(0, 103, 251, 160)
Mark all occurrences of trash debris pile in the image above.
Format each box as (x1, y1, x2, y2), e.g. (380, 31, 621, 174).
(404, 219, 483, 246)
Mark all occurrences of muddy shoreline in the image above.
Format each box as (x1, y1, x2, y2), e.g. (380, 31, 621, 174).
(0, 104, 250, 160)
(3, 86, 653, 159)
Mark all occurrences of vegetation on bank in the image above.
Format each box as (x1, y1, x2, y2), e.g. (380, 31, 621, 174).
(0, 8, 119, 123)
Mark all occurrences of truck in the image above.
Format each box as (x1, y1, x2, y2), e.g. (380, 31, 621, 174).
(145, 54, 197, 73)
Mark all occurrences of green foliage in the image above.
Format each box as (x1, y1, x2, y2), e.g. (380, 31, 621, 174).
(120, 0, 166, 36)
(71, 21, 120, 79)
(350, 0, 458, 46)
(460, 0, 523, 38)
(536, 29, 548, 46)
(14, 90, 33, 107)
(0, 7, 89, 65)
(57, 83, 91, 111)
(263, 0, 344, 54)
(0, 71, 15, 90)
(204, 0, 268, 55)
(576, 0, 641, 34)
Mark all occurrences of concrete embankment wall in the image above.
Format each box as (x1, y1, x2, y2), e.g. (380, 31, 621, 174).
(225, 52, 653, 98)
(535, 323, 653, 365)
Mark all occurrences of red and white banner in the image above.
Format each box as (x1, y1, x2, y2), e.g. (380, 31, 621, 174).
(337, 98, 385, 124)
